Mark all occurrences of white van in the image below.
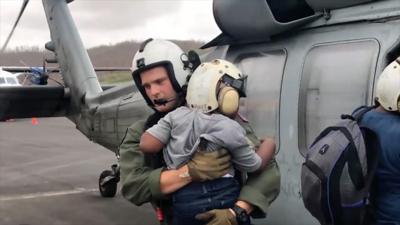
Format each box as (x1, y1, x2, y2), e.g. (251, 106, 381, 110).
(0, 69, 21, 87)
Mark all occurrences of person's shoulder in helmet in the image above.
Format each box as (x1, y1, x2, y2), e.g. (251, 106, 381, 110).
(359, 58, 400, 225)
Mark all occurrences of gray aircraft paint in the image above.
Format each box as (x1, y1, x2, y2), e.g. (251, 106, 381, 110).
(1, 0, 400, 224)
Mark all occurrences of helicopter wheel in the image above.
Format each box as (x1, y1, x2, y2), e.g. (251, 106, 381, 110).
(99, 170, 118, 198)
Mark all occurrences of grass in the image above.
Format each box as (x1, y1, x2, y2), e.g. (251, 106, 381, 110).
(98, 71, 132, 84)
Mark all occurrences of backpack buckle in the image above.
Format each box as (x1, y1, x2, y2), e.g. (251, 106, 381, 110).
(341, 114, 354, 120)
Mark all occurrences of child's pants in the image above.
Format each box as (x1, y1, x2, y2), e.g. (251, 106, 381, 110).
(172, 177, 240, 225)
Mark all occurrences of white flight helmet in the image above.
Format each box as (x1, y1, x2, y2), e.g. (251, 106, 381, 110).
(186, 59, 247, 116)
(375, 59, 400, 112)
(131, 38, 189, 106)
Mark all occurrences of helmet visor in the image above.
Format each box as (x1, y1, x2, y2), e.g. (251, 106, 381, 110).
(221, 74, 247, 97)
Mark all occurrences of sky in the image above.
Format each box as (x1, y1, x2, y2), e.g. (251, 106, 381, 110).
(0, 0, 221, 51)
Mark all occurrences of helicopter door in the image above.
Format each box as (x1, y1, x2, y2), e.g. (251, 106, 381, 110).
(298, 39, 380, 156)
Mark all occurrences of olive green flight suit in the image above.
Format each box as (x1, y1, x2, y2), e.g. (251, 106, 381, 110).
(119, 118, 280, 223)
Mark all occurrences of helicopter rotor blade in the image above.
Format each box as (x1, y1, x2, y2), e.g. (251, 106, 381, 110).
(0, 0, 30, 53)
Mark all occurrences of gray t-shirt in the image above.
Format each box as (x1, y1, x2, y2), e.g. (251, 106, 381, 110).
(146, 106, 261, 171)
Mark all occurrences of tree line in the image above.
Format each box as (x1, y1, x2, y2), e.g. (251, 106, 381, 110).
(0, 40, 205, 67)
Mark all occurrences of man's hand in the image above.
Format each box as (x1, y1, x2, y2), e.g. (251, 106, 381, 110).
(195, 209, 237, 225)
(187, 149, 232, 182)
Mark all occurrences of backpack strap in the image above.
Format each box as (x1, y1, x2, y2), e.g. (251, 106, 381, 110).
(340, 127, 365, 190)
(352, 105, 379, 175)
(361, 128, 381, 195)
(352, 105, 381, 195)
(352, 105, 377, 122)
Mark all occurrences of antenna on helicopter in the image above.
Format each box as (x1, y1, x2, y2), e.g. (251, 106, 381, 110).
(0, 0, 30, 53)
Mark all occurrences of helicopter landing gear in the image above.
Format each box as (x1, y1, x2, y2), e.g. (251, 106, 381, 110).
(99, 164, 120, 198)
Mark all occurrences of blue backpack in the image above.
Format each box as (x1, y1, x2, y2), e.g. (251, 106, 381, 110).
(301, 106, 380, 225)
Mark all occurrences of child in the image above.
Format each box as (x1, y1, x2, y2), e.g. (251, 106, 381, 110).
(140, 59, 275, 225)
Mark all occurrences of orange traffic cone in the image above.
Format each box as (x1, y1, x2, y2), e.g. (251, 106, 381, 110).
(31, 117, 39, 125)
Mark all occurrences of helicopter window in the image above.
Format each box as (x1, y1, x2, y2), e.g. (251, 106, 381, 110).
(0, 78, 5, 84)
(298, 40, 379, 156)
(6, 78, 17, 84)
(235, 50, 286, 150)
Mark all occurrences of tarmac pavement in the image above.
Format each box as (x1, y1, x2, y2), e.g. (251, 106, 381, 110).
(0, 117, 159, 225)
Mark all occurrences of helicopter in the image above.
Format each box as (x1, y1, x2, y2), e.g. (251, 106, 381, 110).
(0, 68, 21, 87)
(1, 0, 400, 224)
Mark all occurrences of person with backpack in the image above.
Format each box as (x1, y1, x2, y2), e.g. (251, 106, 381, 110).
(301, 58, 400, 225)
(358, 59, 400, 225)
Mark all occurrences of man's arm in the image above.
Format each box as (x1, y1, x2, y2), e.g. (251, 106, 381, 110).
(236, 159, 280, 217)
(140, 131, 165, 153)
(120, 119, 234, 206)
(139, 131, 195, 193)
(235, 120, 280, 218)
(119, 120, 192, 206)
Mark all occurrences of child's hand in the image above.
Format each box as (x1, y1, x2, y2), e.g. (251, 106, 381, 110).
(260, 136, 274, 144)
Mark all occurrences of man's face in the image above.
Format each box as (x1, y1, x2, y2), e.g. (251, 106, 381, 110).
(140, 66, 178, 112)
